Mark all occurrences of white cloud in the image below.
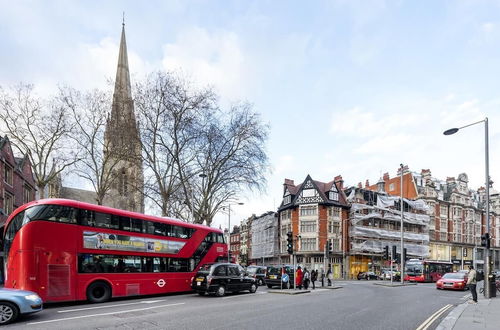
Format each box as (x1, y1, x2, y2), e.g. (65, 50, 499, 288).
(161, 27, 245, 104)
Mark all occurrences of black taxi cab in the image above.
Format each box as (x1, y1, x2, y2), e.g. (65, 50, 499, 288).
(265, 265, 295, 289)
(191, 263, 258, 297)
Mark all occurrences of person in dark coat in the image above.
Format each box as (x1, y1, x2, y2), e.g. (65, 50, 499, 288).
(311, 269, 318, 289)
(303, 267, 310, 289)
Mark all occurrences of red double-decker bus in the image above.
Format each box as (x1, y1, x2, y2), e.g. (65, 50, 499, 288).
(3, 199, 227, 303)
(404, 259, 453, 282)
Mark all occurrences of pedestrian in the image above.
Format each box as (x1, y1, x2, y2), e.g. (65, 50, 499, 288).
(303, 267, 310, 289)
(311, 269, 318, 289)
(467, 265, 478, 304)
(296, 266, 303, 289)
(320, 268, 325, 287)
(327, 266, 332, 286)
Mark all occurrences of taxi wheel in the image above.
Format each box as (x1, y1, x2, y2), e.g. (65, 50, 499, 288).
(215, 285, 226, 297)
(258, 279, 264, 286)
(249, 283, 257, 293)
(0, 302, 18, 325)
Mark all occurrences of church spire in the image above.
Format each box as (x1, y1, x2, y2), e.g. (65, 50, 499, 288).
(114, 23, 132, 104)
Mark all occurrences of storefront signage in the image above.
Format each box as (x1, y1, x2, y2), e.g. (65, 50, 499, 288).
(83, 231, 185, 254)
(464, 260, 472, 265)
(451, 259, 461, 264)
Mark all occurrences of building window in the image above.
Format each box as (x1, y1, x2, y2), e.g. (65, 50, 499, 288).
(440, 232, 447, 241)
(329, 191, 339, 201)
(389, 183, 395, 191)
(328, 207, 341, 219)
(281, 209, 291, 221)
(300, 220, 317, 233)
(4, 164, 13, 186)
(328, 221, 340, 234)
(23, 185, 33, 204)
(300, 238, 316, 251)
(4, 192, 14, 215)
(283, 195, 291, 205)
(332, 238, 340, 251)
(300, 205, 317, 216)
(440, 206, 447, 217)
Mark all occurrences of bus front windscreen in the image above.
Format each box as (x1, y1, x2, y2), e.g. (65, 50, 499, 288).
(405, 262, 423, 276)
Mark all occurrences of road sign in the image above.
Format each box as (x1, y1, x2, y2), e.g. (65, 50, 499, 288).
(282, 274, 289, 282)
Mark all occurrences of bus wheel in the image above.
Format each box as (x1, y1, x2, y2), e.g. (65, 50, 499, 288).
(215, 285, 226, 297)
(0, 302, 19, 325)
(87, 281, 111, 303)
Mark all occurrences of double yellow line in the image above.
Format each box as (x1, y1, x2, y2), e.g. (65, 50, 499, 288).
(416, 304, 453, 330)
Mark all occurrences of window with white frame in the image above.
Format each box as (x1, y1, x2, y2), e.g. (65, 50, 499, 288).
(23, 185, 32, 204)
(389, 183, 395, 191)
(328, 206, 341, 218)
(300, 205, 317, 216)
(281, 209, 291, 221)
(300, 220, 317, 233)
(283, 195, 291, 205)
(440, 232, 447, 241)
(329, 191, 339, 201)
(302, 189, 317, 197)
(440, 205, 447, 217)
(300, 238, 316, 251)
(332, 238, 340, 251)
(328, 221, 340, 234)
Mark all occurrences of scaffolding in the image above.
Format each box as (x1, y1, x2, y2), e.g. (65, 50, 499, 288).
(348, 189, 430, 258)
(250, 212, 279, 260)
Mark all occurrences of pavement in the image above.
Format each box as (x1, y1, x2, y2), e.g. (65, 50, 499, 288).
(437, 289, 500, 330)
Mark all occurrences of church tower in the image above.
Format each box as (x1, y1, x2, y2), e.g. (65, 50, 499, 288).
(103, 22, 144, 213)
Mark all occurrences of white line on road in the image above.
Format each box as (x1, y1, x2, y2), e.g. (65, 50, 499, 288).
(221, 292, 266, 299)
(461, 294, 471, 300)
(58, 299, 167, 313)
(27, 302, 185, 325)
(415, 304, 453, 330)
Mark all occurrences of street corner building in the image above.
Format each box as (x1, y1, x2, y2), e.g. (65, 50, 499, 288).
(277, 174, 350, 279)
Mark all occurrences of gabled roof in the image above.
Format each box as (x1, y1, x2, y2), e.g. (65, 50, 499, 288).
(278, 174, 348, 211)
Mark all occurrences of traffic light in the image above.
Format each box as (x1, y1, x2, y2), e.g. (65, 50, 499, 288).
(481, 233, 491, 249)
(402, 248, 407, 262)
(392, 245, 397, 261)
(383, 246, 389, 260)
(287, 231, 293, 254)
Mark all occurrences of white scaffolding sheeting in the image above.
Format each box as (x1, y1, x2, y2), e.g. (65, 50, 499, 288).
(351, 240, 429, 257)
(350, 226, 429, 243)
(349, 201, 430, 258)
(250, 213, 278, 259)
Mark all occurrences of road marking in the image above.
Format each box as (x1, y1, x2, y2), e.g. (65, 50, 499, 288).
(27, 302, 185, 325)
(415, 304, 453, 330)
(58, 300, 167, 313)
(461, 294, 471, 300)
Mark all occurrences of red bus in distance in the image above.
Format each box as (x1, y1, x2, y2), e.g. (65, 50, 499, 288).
(404, 259, 453, 282)
(3, 199, 227, 303)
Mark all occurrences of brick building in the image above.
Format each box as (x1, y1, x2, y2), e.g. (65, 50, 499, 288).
(277, 175, 350, 279)
(368, 168, 499, 272)
(0, 136, 36, 225)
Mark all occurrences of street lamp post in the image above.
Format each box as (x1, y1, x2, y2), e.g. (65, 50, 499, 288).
(400, 163, 405, 284)
(444, 117, 492, 298)
(225, 202, 244, 262)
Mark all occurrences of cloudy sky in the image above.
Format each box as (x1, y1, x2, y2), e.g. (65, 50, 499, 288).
(2, 0, 500, 229)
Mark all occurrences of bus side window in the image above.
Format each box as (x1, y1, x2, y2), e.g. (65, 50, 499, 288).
(120, 216, 131, 231)
(145, 221, 155, 235)
(131, 218, 142, 233)
(95, 212, 119, 230)
(154, 222, 166, 236)
(79, 210, 96, 227)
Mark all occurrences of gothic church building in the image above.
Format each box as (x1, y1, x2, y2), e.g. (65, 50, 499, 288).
(102, 23, 144, 213)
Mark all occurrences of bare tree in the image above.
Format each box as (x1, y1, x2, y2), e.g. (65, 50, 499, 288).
(195, 103, 270, 226)
(135, 72, 216, 219)
(60, 87, 122, 205)
(0, 84, 78, 198)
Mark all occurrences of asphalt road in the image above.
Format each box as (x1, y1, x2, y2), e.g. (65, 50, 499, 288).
(7, 281, 469, 330)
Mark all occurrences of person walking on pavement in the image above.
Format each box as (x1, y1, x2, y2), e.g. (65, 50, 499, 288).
(467, 265, 478, 304)
(303, 267, 310, 289)
(320, 268, 325, 287)
(311, 269, 318, 289)
(327, 266, 333, 286)
(296, 266, 303, 290)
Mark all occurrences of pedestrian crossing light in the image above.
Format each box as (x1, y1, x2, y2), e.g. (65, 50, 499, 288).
(287, 231, 293, 254)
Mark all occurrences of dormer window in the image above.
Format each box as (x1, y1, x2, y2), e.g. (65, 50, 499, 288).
(302, 189, 317, 197)
(329, 191, 339, 201)
(283, 195, 291, 205)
